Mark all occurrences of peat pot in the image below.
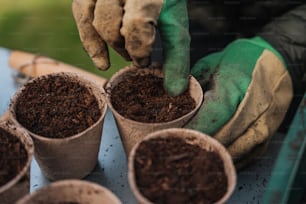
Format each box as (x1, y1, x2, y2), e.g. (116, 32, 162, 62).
(105, 65, 203, 156)
(128, 128, 237, 204)
(0, 121, 34, 204)
(9, 72, 107, 180)
(16, 179, 121, 204)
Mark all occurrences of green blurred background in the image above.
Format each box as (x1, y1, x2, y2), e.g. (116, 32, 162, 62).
(0, 0, 130, 79)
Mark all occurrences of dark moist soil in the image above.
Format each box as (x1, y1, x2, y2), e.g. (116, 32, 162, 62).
(134, 137, 228, 204)
(0, 128, 28, 186)
(110, 73, 196, 123)
(15, 75, 101, 138)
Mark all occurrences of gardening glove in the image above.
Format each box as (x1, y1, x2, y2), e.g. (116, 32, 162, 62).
(186, 36, 294, 169)
(72, 0, 190, 96)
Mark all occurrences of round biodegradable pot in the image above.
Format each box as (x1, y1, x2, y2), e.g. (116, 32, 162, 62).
(9, 72, 107, 181)
(0, 121, 34, 204)
(105, 65, 203, 156)
(128, 128, 236, 204)
(16, 179, 121, 204)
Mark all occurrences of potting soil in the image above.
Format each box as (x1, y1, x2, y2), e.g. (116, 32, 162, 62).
(110, 73, 196, 123)
(15, 75, 101, 138)
(0, 127, 28, 186)
(134, 137, 228, 204)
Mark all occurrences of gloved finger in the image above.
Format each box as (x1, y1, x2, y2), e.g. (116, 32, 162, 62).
(191, 52, 223, 89)
(226, 118, 272, 165)
(222, 79, 292, 165)
(226, 108, 285, 170)
(232, 141, 269, 170)
(121, 0, 163, 68)
(72, 0, 110, 70)
(159, 0, 190, 96)
(186, 68, 246, 135)
(186, 50, 239, 133)
(93, 0, 131, 61)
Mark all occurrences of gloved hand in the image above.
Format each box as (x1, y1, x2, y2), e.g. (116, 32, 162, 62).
(72, 0, 190, 96)
(186, 36, 294, 168)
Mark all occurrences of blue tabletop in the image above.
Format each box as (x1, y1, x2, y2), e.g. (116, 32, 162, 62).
(0, 48, 19, 116)
(0, 48, 286, 204)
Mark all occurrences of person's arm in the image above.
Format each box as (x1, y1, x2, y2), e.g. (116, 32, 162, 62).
(259, 4, 306, 130)
(259, 4, 306, 95)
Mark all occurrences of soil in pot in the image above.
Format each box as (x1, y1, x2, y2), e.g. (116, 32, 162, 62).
(110, 73, 196, 123)
(134, 137, 228, 204)
(15, 75, 101, 138)
(0, 127, 28, 186)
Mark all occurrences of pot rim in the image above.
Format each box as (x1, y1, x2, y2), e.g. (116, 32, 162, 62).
(8, 72, 107, 142)
(16, 179, 122, 204)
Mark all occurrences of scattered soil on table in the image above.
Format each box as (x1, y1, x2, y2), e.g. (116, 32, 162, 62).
(134, 137, 228, 204)
(15, 75, 101, 138)
(0, 127, 28, 186)
(110, 73, 196, 123)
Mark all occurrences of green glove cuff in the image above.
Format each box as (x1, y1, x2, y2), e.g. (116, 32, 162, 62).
(158, 0, 190, 96)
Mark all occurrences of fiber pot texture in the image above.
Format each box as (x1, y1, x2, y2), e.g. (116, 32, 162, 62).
(16, 179, 121, 204)
(0, 121, 34, 204)
(105, 65, 203, 156)
(9, 72, 107, 181)
(128, 128, 236, 204)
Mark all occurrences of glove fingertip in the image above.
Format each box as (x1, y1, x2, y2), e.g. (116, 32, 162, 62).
(132, 57, 150, 68)
(92, 57, 110, 71)
(164, 76, 189, 96)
